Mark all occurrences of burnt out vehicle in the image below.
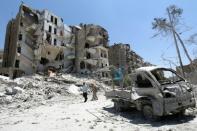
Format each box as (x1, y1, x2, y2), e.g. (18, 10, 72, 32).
(105, 66, 196, 120)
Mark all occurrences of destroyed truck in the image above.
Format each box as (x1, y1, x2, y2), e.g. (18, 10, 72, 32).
(105, 66, 196, 120)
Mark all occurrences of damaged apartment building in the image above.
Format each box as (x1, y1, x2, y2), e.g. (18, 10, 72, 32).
(1, 4, 150, 80)
(1, 4, 75, 78)
(109, 43, 152, 73)
(1, 4, 110, 79)
(71, 24, 110, 80)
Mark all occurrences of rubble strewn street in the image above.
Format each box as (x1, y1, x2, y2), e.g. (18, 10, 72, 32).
(0, 73, 197, 131)
(1, 1, 197, 131)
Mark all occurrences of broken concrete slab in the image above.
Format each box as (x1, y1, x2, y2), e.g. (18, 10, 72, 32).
(5, 87, 17, 95)
(13, 87, 25, 94)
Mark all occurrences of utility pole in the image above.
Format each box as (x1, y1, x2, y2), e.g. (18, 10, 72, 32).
(167, 8, 185, 78)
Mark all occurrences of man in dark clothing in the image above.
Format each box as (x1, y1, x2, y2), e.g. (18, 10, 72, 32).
(81, 82, 88, 102)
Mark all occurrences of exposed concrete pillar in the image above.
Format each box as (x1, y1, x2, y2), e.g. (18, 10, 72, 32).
(75, 27, 86, 73)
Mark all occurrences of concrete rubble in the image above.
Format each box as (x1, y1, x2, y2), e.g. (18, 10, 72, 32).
(0, 73, 109, 107)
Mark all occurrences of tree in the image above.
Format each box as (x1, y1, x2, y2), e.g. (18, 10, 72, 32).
(152, 5, 195, 77)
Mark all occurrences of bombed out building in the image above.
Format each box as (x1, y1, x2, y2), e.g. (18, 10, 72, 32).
(108, 43, 130, 71)
(1, 4, 151, 80)
(109, 43, 152, 73)
(1, 4, 110, 79)
(71, 24, 110, 80)
(1, 4, 75, 78)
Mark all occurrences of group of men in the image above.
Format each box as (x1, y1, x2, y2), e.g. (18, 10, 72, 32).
(81, 82, 98, 102)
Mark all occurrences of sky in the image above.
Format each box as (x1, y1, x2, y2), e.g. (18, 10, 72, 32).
(0, 0, 197, 68)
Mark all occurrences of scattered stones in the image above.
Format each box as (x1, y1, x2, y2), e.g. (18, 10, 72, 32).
(24, 105, 31, 109)
(0, 92, 5, 97)
(16, 105, 21, 108)
(13, 87, 24, 94)
(95, 118, 102, 123)
(61, 118, 66, 120)
(75, 119, 79, 122)
(13, 120, 23, 125)
(41, 101, 46, 105)
(5, 87, 17, 95)
(5, 96, 12, 104)
(47, 94, 54, 99)
(66, 117, 71, 119)
(32, 122, 39, 124)
(89, 125, 94, 129)
(93, 122, 97, 126)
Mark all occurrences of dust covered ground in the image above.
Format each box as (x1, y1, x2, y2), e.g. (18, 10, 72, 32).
(1, 74, 197, 131)
(1, 93, 197, 131)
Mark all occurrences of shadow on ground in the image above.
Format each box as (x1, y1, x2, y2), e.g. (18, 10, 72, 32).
(103, 106, 196, 127)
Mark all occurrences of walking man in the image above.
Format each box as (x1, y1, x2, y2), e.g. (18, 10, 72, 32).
(91, 83, 98, 101)
(81, 82, 88, 102)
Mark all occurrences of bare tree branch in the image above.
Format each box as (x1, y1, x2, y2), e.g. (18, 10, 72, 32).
(152, 5, 195, 76)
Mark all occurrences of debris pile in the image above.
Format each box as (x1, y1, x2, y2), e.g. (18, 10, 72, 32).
(0, 73, 110, 108)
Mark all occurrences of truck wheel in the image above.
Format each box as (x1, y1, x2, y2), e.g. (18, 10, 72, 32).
(142, 105, 158, 121)
(114, 102, 122, 112)
(177, 109, 186, 116)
